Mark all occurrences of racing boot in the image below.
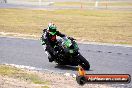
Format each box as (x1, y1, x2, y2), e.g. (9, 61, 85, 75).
(45, 51, 54, 62)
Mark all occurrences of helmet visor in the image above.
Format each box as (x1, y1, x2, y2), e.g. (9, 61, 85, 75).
(49, 31, 56, 35)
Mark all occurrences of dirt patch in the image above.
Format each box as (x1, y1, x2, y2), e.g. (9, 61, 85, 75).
(0, 65, 114, 88)
(0, 75, 38, 88)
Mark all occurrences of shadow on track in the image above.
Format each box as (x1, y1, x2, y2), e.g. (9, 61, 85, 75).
(54, 65, 93, 71)
(55, 65, 77, 71)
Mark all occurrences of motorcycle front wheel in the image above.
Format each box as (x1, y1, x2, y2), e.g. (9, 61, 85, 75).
(78, 54, 90, 70)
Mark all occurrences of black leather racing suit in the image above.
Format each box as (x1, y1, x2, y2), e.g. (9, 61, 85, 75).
(41, 29, 66, 60)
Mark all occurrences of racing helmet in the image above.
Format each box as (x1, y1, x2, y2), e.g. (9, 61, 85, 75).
(48, 23, 57, 35)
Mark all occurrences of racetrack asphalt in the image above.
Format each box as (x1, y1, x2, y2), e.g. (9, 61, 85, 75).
(0, 37, 132, 73)
(0, 37, 132, 87)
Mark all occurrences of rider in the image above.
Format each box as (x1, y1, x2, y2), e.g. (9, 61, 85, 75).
(41, 22, 67, 62)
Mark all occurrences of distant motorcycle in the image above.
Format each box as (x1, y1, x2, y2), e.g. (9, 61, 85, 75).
(46, 37, 90, 70)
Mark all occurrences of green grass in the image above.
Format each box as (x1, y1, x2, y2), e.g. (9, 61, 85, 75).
(0, 65, 22, 76)
(36, 86, 49, 88)
(0, 8, 132, 45)
(54, 2, 132, 7)
(103, 2, 132, 6)
(54, 2, 94, 6)
(0, 65, 49, 84)
(7, 0, 132, 6)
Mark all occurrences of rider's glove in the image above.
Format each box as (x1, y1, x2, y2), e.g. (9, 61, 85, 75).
(40, 37, 46, 45)
(68, 36, 75, 40)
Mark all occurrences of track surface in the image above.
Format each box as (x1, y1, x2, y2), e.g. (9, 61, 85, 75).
(0, 37, 132, 87)
(0, 37, 132, 74)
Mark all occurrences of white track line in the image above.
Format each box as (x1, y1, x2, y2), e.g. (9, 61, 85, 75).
(0, 32, 132, 48)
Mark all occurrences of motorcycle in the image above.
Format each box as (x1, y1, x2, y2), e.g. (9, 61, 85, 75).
(49, 37, 90, 70)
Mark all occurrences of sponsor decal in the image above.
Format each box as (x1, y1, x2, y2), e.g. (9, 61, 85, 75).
(76, 66, 131, 85)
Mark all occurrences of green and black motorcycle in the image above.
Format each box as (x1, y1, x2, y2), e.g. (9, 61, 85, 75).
(52, 37, 90, 70)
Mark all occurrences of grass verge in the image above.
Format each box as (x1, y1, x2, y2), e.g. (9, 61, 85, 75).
(0, 8, 132, 45)
(0, 65, 49, 85)
(54, 2, 132, 7)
